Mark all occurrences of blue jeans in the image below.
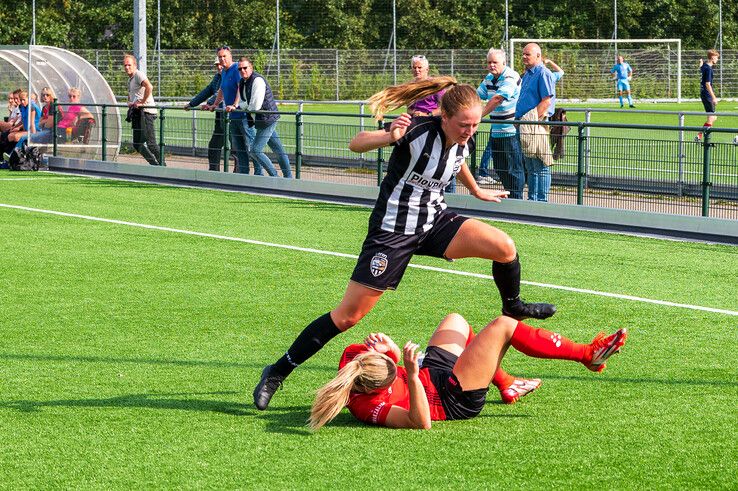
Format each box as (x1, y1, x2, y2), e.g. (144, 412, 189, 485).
(522, 154, 551, 201)
(479, 135, 494, 178)
(252, 122, 291, 178)
(230, 118, 257, 174)
(488, 135, 524, 199)
(27, 129, 52, 144)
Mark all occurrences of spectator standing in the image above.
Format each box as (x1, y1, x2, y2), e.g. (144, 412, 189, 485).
(407, 55, 445, 117)
(515, 43, 556, 202)
(213, 46, 257, 174)
(696, 50, 719, 142)
(610, 55, 635, 108)
(232, 57, 290, 178)
(406, 55, 455, 192)
(124, 54, 160, 166)
(476, 48, 524, 199)
(185, 58, 224, 171)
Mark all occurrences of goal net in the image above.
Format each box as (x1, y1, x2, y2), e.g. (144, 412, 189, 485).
(509, 38, 682, 102)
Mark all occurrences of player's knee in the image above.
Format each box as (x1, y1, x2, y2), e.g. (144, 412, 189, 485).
(443, 312, 466, 326)
(332, 312, 362, 331)
(497, 236, 517, 263)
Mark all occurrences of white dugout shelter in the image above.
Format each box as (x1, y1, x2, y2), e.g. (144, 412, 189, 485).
(0, 45, 121, 159)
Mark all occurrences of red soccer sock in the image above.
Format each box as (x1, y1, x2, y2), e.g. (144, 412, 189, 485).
(510, 321, 588, 363)
(492, 368, 515, 389)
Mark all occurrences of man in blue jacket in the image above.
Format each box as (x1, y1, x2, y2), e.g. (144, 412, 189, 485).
(185, 59, 224, 171)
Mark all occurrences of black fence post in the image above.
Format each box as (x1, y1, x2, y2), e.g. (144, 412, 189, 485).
(295, 111, 303, 179)
(577, 122, 586, 205)
(101, 105, 107, 161)
(701, 130, 712, 217)
(158, 107, 166, 166)
(222, 111, 230, 173)
(52, 98, 58, 157)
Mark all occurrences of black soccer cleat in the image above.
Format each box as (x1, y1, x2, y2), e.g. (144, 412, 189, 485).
(253, 364, 285, 411)
(502, 298, 557, 320)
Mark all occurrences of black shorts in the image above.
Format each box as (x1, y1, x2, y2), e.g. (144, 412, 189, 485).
(350, 210, 469, 291)
(423, 346, 488, 421)
(701, 93, 716, 113)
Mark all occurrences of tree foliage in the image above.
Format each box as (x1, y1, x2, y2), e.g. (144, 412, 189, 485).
(0, 0, 733, 50)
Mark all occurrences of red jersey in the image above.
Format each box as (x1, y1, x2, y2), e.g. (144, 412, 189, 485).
(338, 344, 446, 425)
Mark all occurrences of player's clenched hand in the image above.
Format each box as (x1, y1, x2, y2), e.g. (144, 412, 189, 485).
(366, 333, 400, 359)
(389, 113, 412, 142)
(403, 341, 421, 378)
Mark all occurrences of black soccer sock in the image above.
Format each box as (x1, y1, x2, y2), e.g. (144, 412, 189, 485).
(492, 254, 521, 304)
(272, 312, 342, 377)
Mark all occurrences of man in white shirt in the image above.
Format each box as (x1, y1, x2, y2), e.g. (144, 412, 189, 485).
(124, 54, 160, 166)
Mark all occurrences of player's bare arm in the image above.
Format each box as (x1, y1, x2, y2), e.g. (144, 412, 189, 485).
(349, 113, 412, 153)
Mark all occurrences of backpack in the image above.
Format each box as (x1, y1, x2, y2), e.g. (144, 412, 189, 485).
(8, 146, 46, 171)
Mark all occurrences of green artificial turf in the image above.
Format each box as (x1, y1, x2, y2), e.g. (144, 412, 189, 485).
(0, 171, 736, 489)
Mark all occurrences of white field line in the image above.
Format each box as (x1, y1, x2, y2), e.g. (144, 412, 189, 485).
(0, 177, 76, 181)
(1, 202, 736, 317)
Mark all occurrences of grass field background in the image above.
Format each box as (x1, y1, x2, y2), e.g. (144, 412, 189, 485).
(0, 170, 736, 488)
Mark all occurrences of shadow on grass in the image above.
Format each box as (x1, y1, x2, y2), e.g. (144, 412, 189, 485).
(57, 177, 164, 190)
(0, 352, 336, 374)
(526, 372, 738, 387)
(0, 391, 249, 416)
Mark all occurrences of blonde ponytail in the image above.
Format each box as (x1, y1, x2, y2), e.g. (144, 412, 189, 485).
(309, 352, 396, 431)
(368, 76, 458, 120)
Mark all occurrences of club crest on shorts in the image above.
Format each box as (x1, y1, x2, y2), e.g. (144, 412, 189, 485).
(370, 253, 389, 277)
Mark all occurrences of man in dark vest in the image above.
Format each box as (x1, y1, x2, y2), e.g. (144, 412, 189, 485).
(232, 57, 292, 178)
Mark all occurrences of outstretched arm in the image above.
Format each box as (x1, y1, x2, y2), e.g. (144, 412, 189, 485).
(349, 113, 412, 153)
(456, 163, 509, 202)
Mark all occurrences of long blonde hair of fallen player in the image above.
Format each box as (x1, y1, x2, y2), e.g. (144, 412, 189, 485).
(308, 351, 396, 431)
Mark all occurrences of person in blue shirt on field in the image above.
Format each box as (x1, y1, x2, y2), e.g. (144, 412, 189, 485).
(476, 48, 524, 199)
(696, 49, 720, 142)
(610, 55, 635, 108)
(515, 43, 556, 202)
(185, 58, 224, 171)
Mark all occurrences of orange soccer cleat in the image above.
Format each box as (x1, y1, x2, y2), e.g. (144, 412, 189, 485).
(586, 328, 628, 373)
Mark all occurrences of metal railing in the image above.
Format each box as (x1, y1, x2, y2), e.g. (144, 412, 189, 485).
(74, 48, 738, 101)
(45, 102, 738, 220)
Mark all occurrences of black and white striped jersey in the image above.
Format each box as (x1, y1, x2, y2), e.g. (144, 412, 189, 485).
(368, 116, 475, 235)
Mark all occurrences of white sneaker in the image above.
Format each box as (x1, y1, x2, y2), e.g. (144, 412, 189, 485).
(2, 152, 9, 161)
(476, 175, 498, 185)
(500, 378, 542, 404)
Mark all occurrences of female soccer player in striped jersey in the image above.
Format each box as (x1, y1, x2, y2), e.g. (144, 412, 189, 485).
(309, 314, 627, 430)
(254, 77, 556, 411)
